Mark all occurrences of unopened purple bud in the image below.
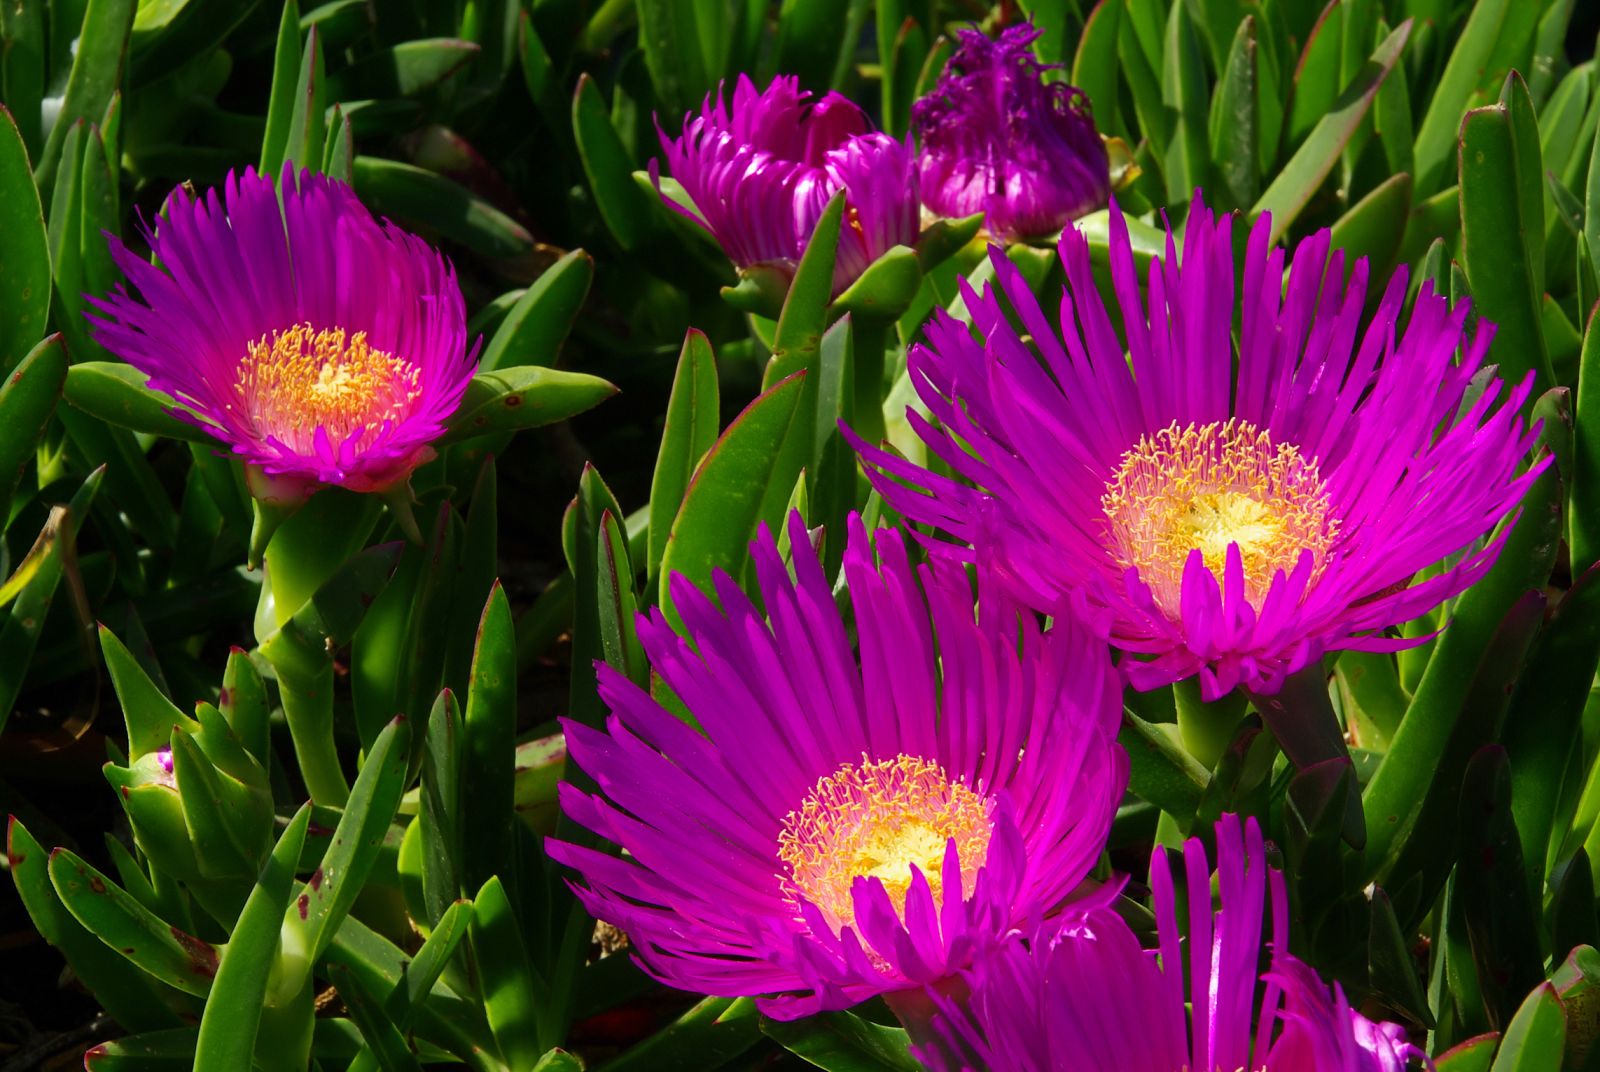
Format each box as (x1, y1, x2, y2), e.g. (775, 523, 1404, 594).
(655, 75, 920, 294)
(912, 22, 1110, 242)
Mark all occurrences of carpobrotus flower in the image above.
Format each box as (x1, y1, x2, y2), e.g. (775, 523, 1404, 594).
(912, 22, 1109, 242)
(548, 512, 1125, 1018)
(88, 163, 477, 496)
(850, 199, 1544, 699)
(655, 75, 920, 294)
(916, 815, 1429, 1072)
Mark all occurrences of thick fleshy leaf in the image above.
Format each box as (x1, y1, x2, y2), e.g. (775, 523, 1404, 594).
(33, 0, 134, 195)
(1369, 886, 1433, 1028)
(1414, 0, 1538, 195)
(597, 996, 762, 1071)
(1253, 20, 1410, 243)
(329, 962, 426, 1072)
(63, 362, 221, 445)
(761, 1010, 919, 1070)
(8, 819, 184, 1032)
(1365, 456, 1562, 876)
(775, 0, 855, 92)
(1120, 708, 1208, 823)
(765, 192, 844, 390)
(1158, 1, 1208, 205)
(658, 371, 808, 630)
(469, 876, 542, 1069)
(596, 509, 646, 684)
(0, 467, 101, 728)
(277, 714, 413, 996)
(1071, 0, 1123, 138)
(0, 334, 66, 525)
(1329, 171, 1411, 280)
(1573, 311, 1600, 574)
(48, 848, 220, 998)
(462, 584, 515, 897)
(329, 38, 479, 99)
(648, 328, 719, 581)
(479, 249, 593, 371)
(573, 73, 652, 251)
(193, 805, 311, 1071)
(437, 366, 618, 446)
(563, 463, 623, 729)
(1487, 982, 1566, 1070)
(352, 155, 534, 258)
(1459, 746, 1546, 1030)
(1378, 590, 1546, 928)
(1208, 15, 1259, 209)
(1436, 1034, 1502, 1072)
(1460, 78, 1554, 405)
(0, 106, 49, 375)
(1503, 560, 1600, 885)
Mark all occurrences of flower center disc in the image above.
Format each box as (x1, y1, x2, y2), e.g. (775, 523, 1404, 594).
(777, 754, 993, 935)
(236, 323, 422, 453)
(1101, 419, 1338, 613)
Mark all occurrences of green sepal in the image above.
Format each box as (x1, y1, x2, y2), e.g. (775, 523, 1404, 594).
(831, 245, 923, 325)
(720, 263, 792, 320)
(914, 212, 985, 272)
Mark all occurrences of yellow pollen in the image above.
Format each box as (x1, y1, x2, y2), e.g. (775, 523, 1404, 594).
(1101, 419, 1338, 614)
(776, 754, 993, 936)
(235, 323, 422, 453)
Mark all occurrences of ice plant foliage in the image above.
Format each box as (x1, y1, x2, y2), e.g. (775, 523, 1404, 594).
(915, 815, 1429, 1071)
(548, 513, 1126, 1018)
(852, 199, 1544, 699)
(88, 164, 477, 494)
(912, 22, 1110, 242)
(655, 75, 920, 293)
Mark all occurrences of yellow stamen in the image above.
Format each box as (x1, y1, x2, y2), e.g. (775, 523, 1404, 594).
(777, 754, 993, 935)
(1101, 419, 1338, 614)
(235, 324, 421, 453)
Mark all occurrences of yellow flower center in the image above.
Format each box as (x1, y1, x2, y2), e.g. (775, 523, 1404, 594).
(777, 754, 993, 936)
(235, 324, 422, 453)
(1101, 419, 1338, 614)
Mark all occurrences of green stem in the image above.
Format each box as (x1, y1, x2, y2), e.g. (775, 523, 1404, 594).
(852, 320, 888, 446)
(1174, 678, 1246, 771)
(256, 966, 315, 1072)
(272, 653, 349, 807)
(1245, 662, 1364, 849)
(884, 978, 968, 1062)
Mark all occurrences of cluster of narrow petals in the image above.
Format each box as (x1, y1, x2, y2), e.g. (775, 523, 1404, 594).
(655, 74, 920, 294)
(915, 815, 1429, 1072)
(548, 513, 1126, 1017)
(88, 163, 478, 493)
(850, 196, 1544, 699)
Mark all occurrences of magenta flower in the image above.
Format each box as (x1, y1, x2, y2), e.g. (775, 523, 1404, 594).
(88, 164, 477, 495)
(656, 75, 920, 294)
(547, 513, 1126, 1019)
(851, 199, 1544, 699)
(912, 22, 1109, 242)
(916, 815, 1429, 1072)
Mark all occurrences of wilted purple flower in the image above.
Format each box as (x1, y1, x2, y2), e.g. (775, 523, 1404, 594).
(88, 164, 477, 495)
(912, 23, 1109, 242)
(851, 198, 1544, 699)
(656, 75, 920, 294)
(548, 512, 1125, 1019)
(916, 815, 1429, 1072)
